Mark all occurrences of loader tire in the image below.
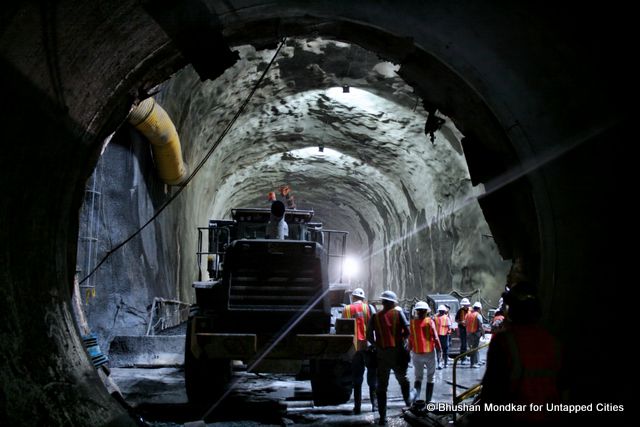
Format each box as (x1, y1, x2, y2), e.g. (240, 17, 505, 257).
(309, 359, 353, 406)
(184, 318, 231, 404)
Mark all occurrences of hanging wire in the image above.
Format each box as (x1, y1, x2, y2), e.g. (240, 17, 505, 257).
(78, 37, 288, 286)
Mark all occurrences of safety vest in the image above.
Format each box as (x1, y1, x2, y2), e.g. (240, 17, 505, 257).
(503, 325, 562, 421)
(343, 301, 371, 342)
(492, 314, 505, 325)
(455, 307, 468, 324)
(435, 314, 450, 336)
(491, 314, 505, 336)
(373, 308, 400, 349)
(465, 311, 481, 333)
(409, 317, 436, 353)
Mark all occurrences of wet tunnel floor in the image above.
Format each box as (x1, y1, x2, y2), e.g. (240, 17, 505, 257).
(111, 347, 488, 426)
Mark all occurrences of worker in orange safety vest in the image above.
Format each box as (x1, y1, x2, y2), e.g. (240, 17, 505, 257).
(479, 281, 564, 426)
(490, 309, 505, 337)
(409, 301, 441, 403)
(455, 298, 471, 364)
(434, 304, 452, 369)
(367, 290, 411, 426)
(342, 288, 377, 414)
(465, 301, 484, 368)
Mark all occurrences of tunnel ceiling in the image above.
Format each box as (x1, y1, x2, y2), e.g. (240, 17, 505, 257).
(160, 38, 472, 235)
(161, 39, 466, 222)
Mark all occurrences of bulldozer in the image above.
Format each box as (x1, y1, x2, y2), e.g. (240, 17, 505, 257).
(185, 202, 355, 406)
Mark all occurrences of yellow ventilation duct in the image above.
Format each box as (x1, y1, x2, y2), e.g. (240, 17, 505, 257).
(128, 97, 187, 185)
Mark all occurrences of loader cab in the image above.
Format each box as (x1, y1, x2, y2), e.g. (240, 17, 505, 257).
(231, 207, 315, 241)
(197, 208, 345, 286)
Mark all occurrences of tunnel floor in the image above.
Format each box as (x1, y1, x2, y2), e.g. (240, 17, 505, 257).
(111, 345, 488, 426)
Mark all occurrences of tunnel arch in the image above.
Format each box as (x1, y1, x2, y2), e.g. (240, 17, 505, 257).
(0, 1, 626, 425)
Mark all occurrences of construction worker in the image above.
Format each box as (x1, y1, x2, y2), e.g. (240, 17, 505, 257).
(367, 290, 411, 426)
(490, 309, 505, 336)
(435, 304, 452, 369)
(455, 298, 471, 364)
(265, 200, 288, 239)
(479, 282, 563, 426)
(342, 288, 377, 414)
(409, 301, 441, 404)
(465, 301, 484, 368)
(279, 185, 296, 209)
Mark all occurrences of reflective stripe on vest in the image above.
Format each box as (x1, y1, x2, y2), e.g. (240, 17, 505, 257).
(465, 311, 480, 333)
(410, 317, 435, 353)
(344, 302, 370, 341)
(435, 314, 450, 336)
(374, 309, 398, 349)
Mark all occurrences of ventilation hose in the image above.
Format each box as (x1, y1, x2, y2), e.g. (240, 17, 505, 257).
(128, 97, 187, 185)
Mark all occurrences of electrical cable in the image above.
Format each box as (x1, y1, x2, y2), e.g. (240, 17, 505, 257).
(78, 37, 287, 286)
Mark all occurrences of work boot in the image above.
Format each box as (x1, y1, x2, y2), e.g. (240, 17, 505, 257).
(370, 390, 378, 412)
(409, 381, 422, 404)
(353, 385, 362, 414)
(377, 393, 387, 421)
(425, 382, 434, 403)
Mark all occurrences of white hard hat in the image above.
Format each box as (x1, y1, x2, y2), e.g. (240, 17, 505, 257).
(414, 301, 430, 311)
(437, 304, 447, 312)
(351, 288, 366, 298)
(460, 298, 470, 306)
(380, 290, 398, 303)
(473, 301, 482, 309)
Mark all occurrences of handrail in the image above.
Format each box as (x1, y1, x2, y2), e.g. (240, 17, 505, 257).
(452, 342, 490, 405)
(196, 225, 231, 281)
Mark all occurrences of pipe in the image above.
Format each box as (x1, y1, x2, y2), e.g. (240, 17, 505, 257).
(128, 97, 187, 185)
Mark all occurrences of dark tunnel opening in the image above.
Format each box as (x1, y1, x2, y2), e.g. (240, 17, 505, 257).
(0, 1, 629, 425)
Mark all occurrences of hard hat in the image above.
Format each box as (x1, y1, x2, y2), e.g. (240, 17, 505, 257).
(414, 301, 429, 311)
(437, 304, 447, 312)
(380, 290, 398, 303)
(352, 288, 366, 299)
(473, 301, 482, 309)
(460, 298, 470, 306)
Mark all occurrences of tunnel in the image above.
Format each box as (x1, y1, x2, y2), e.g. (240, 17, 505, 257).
(0, 1, 629, 426)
